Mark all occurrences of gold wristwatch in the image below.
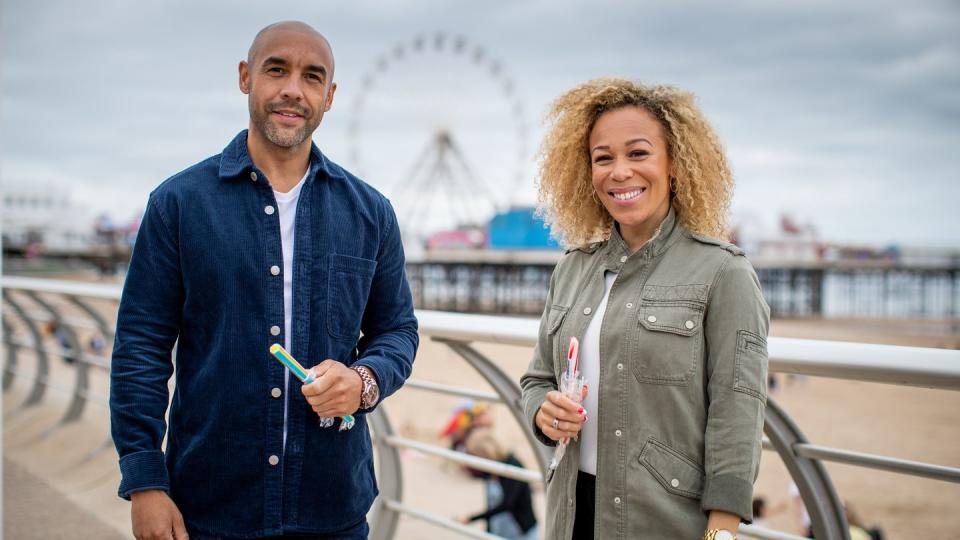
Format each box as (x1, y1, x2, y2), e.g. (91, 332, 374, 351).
(703, 530, 736, 540)
(351, 365, 380, 410)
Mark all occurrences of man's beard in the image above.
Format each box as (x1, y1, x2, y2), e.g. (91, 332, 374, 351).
(250, 100, 320, 148)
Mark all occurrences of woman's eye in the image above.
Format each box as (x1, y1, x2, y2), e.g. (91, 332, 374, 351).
(593, 155, 612, 163)
(630, 150, 649, 158)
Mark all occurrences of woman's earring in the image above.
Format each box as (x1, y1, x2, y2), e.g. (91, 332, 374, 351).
(669, 176, 678, 193)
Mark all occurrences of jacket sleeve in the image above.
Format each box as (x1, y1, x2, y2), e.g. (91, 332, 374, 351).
(354, 198, 419, 410)
(110, 194, 183, 499)
(520, 268, 561, 447)
(700, 255, 770, 522)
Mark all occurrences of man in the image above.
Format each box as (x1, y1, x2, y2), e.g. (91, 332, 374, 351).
(110, 21, 419, 540)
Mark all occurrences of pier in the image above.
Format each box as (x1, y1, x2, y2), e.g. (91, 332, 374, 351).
(407, 250, 960, 319)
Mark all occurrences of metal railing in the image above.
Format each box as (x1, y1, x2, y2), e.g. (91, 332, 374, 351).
(3, 275, 960, 540)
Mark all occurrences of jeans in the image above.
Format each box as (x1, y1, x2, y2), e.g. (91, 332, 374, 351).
(187, 519, 369, 540)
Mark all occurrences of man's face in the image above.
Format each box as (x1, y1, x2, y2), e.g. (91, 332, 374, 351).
(239, 29, 336, 149)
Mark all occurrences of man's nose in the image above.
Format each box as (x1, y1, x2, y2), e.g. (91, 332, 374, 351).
(280, 76, 305, 101)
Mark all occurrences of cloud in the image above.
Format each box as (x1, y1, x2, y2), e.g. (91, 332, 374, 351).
(2, 0, 958, 246)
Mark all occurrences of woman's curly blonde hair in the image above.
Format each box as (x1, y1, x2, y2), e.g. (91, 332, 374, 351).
(536, 78, 733, 246)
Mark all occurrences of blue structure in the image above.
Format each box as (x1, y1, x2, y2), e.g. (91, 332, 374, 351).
(487, 207, 560, 250)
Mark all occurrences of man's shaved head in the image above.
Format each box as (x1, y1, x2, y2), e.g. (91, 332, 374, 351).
(247, 21, 335, 77)
(240, 21, 338, 151)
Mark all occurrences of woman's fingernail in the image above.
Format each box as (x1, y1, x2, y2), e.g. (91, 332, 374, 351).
(577, 407, 584, 414)
(583, 415, 588, 423)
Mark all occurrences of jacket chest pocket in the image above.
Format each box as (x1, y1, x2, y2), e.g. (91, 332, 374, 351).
(327, 254, 377, 341)
(633, 287, 706, 385)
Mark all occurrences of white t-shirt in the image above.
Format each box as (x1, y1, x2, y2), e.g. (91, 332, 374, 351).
(274, 169, 309, 453)
(578, 270, 618, 475)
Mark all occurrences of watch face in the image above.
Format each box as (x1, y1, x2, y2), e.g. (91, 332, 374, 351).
(716, 531, 735, 540)
(366, 382, 379, 405)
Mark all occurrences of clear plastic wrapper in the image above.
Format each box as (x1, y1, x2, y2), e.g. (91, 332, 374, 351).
(548, 337, 584, 471)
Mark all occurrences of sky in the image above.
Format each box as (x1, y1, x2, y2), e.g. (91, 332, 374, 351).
(2, 0, 958, 247)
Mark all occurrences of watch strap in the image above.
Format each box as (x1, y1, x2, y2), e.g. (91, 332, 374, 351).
(351, 366, 379, 409)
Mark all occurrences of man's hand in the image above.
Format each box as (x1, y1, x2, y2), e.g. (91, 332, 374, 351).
(131, 489, 188, 540)
(301, 360, 362, 417)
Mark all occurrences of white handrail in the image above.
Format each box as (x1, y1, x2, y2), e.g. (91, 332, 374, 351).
(5, 276, 959, 390)
(2, 276, 123, 300)
(417, 310, 960, 391)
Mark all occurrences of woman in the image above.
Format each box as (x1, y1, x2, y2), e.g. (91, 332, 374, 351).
(520, 79, 769, 540)
(457, 429, 539, 540)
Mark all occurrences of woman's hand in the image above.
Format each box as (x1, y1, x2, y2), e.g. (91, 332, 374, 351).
(535, 388, 588, 442)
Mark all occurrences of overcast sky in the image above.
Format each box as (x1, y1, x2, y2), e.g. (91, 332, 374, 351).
(2, 0, 958, 247)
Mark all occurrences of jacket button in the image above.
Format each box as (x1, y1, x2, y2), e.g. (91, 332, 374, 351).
(614, 497, 621, 505)
(617, 363, 623, 370)
(583, 307, 592, 315)
(271, 387, 282, 398)
(647, 315, 657, 323)
(620, 255, 628, 263)
(685, 320, 695, 329)
(265, 205, 275, 215)
(268, 455, 279, 466)
(626, 302, 634, 309)
(671, 478, 680, 488)
(270, 326, 281, 336)
(250, 171, 258, 181)
(615, 429, 622, 437)
(270, 265, 280, 276)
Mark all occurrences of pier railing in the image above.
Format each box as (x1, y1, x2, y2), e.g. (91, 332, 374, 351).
(3, 275, 959, 540)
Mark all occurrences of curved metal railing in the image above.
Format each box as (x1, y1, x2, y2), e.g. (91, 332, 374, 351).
(3, 276, 959, 540)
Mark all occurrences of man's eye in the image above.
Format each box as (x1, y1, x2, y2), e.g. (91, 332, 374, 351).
(307, 74, 322, 82)
(267, 67, 284, 74)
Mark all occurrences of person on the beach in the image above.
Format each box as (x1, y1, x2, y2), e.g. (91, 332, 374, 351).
(520, 78, 769, 539)
(110, 21, 418, 540)
(458, 429, 538, 540)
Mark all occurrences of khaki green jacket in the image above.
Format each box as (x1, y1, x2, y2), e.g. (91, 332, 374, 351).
(520, 208, 769, 540)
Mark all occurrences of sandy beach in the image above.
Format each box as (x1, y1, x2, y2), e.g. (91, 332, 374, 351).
(3, 315, 959, 539)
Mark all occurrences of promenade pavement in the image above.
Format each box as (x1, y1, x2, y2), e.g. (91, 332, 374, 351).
(4, 457, 125, 540)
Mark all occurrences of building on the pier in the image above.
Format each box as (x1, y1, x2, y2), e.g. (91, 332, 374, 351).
(1, 183, 95, 253)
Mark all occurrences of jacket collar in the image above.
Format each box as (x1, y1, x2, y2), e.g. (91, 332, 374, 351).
(603, 205, 680, 266)
(218, 129, 329, 181)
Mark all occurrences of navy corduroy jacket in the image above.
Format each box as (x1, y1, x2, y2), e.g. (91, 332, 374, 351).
(110, 130, 419, 538)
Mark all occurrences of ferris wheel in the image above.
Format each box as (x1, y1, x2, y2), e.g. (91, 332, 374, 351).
(347, 32, 530, 243)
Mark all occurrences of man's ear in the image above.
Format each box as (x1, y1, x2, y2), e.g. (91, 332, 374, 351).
(239, 61, 250, 94)
(323, 82, 337, 112)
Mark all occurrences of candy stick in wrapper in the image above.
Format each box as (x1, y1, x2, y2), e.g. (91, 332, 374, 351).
(548, 337, 585, 471)
(269, 344, 355, 431)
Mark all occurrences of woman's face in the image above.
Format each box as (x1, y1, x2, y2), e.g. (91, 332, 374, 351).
(589, 106, 672, 248)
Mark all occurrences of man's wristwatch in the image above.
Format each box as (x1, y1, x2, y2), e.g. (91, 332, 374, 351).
(703, 530, 736, 540)
(351, 366, 380, 410)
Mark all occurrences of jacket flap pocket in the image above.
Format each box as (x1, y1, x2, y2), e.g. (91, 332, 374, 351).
(639, 303, 704, 336)
(547, 305, 569, 335)
(641, 284, 708, 303)
(330, 253, 377, 275)
(639, 438, 704, 499)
